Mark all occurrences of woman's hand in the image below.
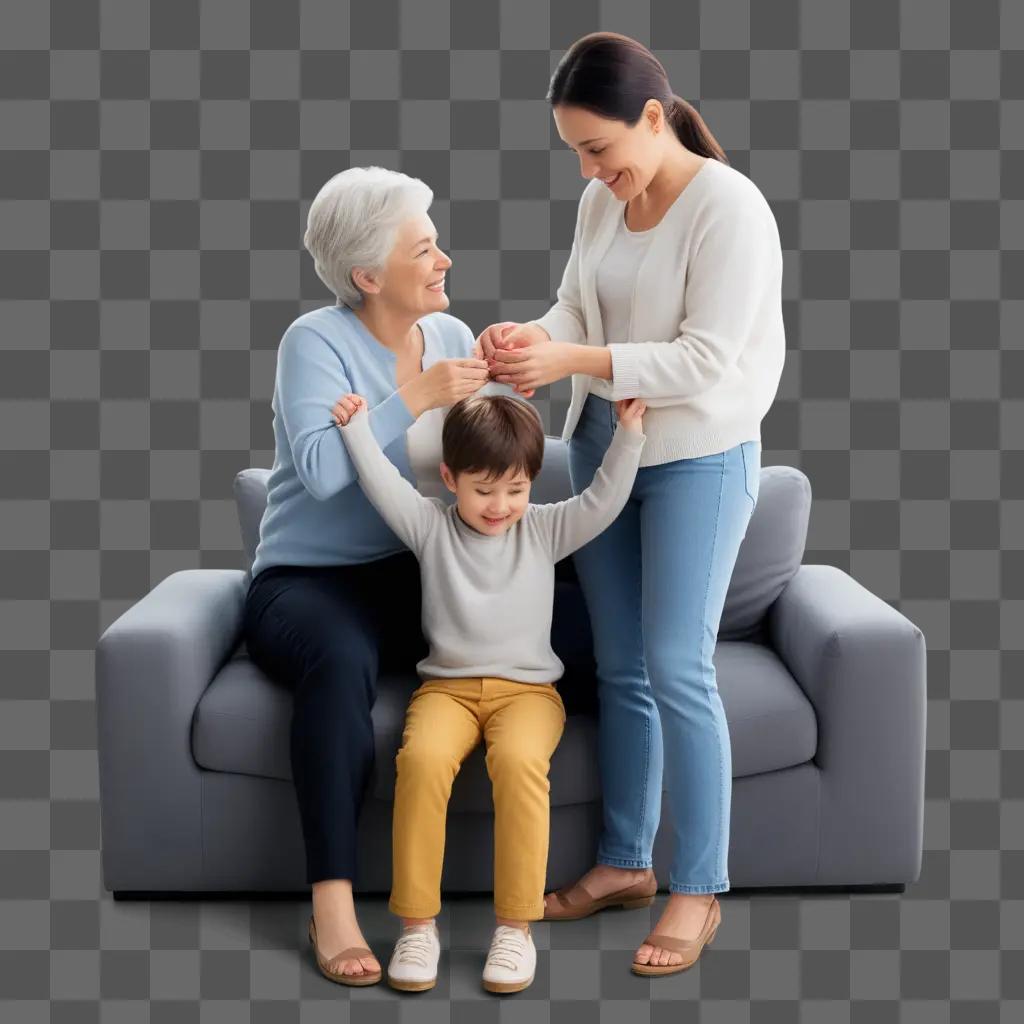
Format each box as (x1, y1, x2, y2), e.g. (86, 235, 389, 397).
(476, 321, 521, 361)
(496, 322, 550, 350)
(332, 393, 368, 427)
(487, 340, 577, 393)
(489, 322, 550, 398)
(476, 322, 550, 398)
(399, 356, 491, 417)
(615, 397, 646, 434)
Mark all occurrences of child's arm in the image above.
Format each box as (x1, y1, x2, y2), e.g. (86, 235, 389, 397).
(277, 323, 416, 501)
(337, 396, 440, 556)
(529, 399, 646, 563)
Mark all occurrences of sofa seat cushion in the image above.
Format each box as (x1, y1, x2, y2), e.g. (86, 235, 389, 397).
(192, 641, 816, 808)
(191, 658, 600, 811)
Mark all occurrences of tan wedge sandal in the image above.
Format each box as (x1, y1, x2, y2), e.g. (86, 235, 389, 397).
(631, 895, 721, 976)
(308, 914, 383, 987)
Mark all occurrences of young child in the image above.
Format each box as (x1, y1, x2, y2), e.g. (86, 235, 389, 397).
(337, 391, 646, 994)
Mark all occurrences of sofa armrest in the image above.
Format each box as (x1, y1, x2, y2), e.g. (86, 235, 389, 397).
(95, 569, 248, 891)
(766, 563, 927, 884)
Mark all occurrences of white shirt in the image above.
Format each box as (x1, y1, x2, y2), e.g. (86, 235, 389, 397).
(590, 210, 658, 402)
(531, 157, 786, 465)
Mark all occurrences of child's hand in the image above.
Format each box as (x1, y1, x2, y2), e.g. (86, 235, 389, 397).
(332, 393, 367, 427)
(615, 397, 646, 433)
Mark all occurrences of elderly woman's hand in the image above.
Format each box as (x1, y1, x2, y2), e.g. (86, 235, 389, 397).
(399, 357, 491, 417)
(332, 393, 368, 427)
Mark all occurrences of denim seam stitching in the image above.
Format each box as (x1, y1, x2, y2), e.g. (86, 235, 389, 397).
(634, 503, 651, 864)
(742, 440, 759, 511)
(624, 399, 652, 866)
(698, 451, 727, 889)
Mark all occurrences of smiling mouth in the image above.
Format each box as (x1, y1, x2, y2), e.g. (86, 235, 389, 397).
(483, 515, 508, 525)
(602, 172, 622, 187)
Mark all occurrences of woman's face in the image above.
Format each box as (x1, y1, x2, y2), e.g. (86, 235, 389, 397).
(359, 211, 453, 316)
(553, 102, 665, 200)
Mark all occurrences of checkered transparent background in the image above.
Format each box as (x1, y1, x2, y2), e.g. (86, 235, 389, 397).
(2, 0, 1023, 1018)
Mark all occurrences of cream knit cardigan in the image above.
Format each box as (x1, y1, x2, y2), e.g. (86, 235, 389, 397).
(532, 157, 787, 465)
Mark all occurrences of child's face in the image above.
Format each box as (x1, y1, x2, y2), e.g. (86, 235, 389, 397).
(440, 463, 533, 536)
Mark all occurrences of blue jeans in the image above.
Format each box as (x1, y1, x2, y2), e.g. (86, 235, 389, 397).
(567, 393, 760, 894)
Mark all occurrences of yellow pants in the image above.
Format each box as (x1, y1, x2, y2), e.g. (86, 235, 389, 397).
(388, 676, 566, 921)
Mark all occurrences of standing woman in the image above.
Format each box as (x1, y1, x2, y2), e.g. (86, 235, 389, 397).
(479, 33, 785, 975)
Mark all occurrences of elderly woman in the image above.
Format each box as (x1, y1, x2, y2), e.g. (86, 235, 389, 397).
(243, 167, 491, 986)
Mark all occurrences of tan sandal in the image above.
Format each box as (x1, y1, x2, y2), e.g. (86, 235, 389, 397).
(543, 869, 657, 921)
(631, 896, 721, 976)
(308, 914, 382, 986)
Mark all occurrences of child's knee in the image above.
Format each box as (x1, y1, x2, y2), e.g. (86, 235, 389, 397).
(396, 742, 462, 784)
(485, 744, 552, 782)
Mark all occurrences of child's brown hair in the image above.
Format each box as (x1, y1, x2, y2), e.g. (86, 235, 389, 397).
(441, 395, 545, 483)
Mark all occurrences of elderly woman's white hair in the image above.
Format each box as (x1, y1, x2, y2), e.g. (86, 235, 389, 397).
(303, 166, 434, 308)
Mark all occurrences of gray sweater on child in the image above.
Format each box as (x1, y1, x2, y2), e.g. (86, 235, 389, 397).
(339, 408, 645, 684)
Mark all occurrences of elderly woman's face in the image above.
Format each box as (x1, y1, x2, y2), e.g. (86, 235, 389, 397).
(369, 211, 453, 316)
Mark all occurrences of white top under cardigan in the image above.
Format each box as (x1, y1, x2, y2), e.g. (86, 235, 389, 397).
(590, 211, 658, 402)
(531, 156, 786, 466)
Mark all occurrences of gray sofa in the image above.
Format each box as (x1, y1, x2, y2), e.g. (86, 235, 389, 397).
(96, 438, 927, 897)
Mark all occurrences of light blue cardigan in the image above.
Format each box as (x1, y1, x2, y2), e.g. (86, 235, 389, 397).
(250, 304, 482, 579)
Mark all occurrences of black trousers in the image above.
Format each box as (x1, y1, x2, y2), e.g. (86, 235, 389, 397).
(242, 551, 427, 885)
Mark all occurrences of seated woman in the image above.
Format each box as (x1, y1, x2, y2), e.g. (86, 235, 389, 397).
(243, 165, 494, 986)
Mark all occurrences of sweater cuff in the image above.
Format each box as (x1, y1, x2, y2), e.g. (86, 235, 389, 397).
(368, 387, 416, 447)
(607, 344, 642, 401)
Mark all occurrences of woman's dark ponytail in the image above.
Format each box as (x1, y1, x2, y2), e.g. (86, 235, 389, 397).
(547, 33, 728, 165)
(666, 93, 728, 163)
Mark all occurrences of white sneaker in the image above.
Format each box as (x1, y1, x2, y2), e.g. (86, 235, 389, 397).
(482, 924, 536, 993)
(387, 921, 441, 992)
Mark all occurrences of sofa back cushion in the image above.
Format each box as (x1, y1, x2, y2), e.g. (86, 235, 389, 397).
(234, 440, 811, 640)
(232, 437, 571, 572)
(721, 465, 811, 640)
